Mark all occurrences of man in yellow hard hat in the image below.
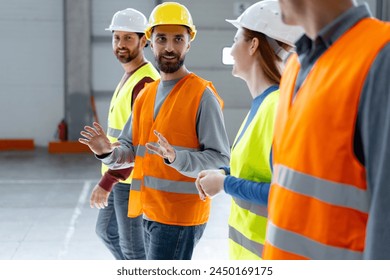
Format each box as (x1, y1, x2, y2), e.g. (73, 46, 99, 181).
(79, 2, 230, 260)
(88, 8, 159, 260)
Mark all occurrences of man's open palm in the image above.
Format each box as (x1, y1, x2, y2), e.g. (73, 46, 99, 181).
(79, 122, 120, 155)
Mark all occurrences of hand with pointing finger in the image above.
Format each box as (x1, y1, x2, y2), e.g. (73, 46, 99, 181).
(145, 130, 176, 163)
(78, 122, 121, 155)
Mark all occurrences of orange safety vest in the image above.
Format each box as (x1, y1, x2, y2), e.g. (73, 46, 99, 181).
(263, 18, 390, 259)
(128, 73, 224, 226)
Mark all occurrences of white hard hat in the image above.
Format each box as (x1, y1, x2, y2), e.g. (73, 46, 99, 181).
(106, 8, 148, 33)
(226, 0, 303, 47)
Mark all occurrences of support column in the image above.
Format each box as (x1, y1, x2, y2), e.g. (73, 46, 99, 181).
(377, 0, 390, 21)
(64, 0, 92, 140)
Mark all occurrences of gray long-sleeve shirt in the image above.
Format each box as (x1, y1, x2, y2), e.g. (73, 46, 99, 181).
(101, 74, 230, 178)
(293, 4, 390, 259)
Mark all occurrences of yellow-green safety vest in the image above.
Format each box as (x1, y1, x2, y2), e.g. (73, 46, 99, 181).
(101, 62, 160, 184)
(228, 89, 279, 259)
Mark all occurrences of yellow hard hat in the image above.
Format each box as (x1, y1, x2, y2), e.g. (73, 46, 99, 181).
(145, 2, 197, 41)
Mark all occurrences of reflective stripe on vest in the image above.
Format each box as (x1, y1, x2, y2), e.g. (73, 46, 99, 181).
(233, 197, 268, 217)
(264, 18, 390, 260)
(228, 89, 279, 260)
(229, 225, 263, 260)
(129, 73, 223, 225)
(107, 127, 121, 138)
(101, 63, 160, 184)
(131, 178, 141, 191)
(266, 221, 363, 260)
(275, 164, 369, 213)
(143, 176, 198, 194)
(136, 144, 146, 157)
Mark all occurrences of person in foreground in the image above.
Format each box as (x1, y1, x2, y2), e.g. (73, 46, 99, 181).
(195, 0, 302, 260)
(262, 0, 390, 259)
(79, 2, 230, 260)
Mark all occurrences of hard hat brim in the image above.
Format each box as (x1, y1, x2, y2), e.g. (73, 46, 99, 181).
(105, 27, 145, 33)
(225, 19, 241, 29)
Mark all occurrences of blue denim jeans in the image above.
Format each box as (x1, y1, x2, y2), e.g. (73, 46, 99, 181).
(143, 219, 206, 260)
(95, 182, 145, 260)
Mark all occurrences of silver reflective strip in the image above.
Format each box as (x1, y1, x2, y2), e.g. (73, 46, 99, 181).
(107, 127, 121, 138)
(143, 176, 198, 194)
(233, 197, 268, 217)
(266, 221, 363, 260)
(131, 179, 141, 191)
(275, 164, 369, 213)
(136, 145, 146, 157)
(229, 225, 263, 258)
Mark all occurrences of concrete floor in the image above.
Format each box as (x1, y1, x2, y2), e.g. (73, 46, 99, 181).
(0, 148, 230, 260)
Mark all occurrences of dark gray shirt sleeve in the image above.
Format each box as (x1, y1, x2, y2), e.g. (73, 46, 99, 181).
(168, 87, 230, 178)
(359, 42, 390, 259)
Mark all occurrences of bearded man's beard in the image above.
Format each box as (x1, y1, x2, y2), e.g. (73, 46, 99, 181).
(156, 51, 185, 73)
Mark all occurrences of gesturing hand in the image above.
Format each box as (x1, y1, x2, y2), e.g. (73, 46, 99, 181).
(145, 130, 176, 163)
(78, 122, 120, 155)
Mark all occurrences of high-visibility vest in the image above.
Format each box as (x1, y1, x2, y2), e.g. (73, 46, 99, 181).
(263, 18, 390, 260)
(229, 89, 279, 260)
(101, 62, 160, 184)
(128, 73, 224, 226)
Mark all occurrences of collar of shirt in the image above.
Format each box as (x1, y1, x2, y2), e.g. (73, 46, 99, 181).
(295, 4, 372, 60)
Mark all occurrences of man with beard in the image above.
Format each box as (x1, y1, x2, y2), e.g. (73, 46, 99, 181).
(89, 8, 159, 260)
(79, 2, 230, 259)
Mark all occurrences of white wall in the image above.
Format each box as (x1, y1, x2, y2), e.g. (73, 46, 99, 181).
(0, 0, 64, 146)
